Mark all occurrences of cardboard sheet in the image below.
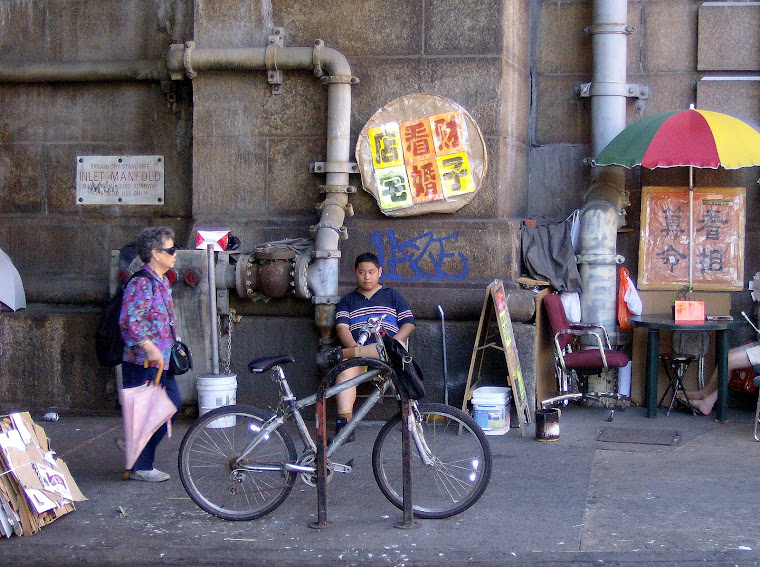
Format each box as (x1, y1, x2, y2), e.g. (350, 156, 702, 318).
(0, 412, 86, 537)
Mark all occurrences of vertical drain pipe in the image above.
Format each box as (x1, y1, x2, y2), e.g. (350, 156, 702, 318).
(307, 43, 356, 346)
(578, 0, 629, 342)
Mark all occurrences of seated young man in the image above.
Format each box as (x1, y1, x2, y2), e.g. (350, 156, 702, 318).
(331, 252, 415, 441)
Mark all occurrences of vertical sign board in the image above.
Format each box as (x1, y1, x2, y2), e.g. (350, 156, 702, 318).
(462, 279, 532, 436)
(639, 186, 745, 290)
(76, 156, 165, 205)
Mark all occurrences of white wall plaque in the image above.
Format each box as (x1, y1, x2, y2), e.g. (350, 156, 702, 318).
(76, 155, 165, 205)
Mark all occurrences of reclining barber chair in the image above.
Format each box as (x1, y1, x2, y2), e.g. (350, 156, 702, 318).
(541, 293, 630, 409)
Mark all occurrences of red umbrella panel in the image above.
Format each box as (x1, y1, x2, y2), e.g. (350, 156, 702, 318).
(594, 108, 760, 170)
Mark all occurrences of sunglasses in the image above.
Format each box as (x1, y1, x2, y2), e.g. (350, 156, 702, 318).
(157, 246, 177, 255)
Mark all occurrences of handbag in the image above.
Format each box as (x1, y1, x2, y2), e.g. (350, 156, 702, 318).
(382, 334, 425, 400)
(168, 323, 193, 375)
(154, 282, 193, 376)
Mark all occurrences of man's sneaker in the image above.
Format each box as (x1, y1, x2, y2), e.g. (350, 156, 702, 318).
(129, 468, 171, 482)
(316, 347, 344, 369)
(328, 416, 355, 445)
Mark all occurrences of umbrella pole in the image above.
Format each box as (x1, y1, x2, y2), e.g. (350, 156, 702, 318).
(688, 165, 693, 287)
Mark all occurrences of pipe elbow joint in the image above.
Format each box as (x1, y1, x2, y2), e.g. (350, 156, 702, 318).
(316, 43, 353, 80)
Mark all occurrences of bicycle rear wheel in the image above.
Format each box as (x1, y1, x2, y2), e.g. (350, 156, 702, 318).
(178, 405, 297, 521)
(372, 402, 492, 519)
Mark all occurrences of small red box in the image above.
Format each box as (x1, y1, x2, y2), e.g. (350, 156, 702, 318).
(674, 300, 705, 324)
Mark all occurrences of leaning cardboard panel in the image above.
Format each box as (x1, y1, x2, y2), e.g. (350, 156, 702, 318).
(356, 94, 488, 217)
(639, 186, 745, 290)
(0, 412, 86, 536)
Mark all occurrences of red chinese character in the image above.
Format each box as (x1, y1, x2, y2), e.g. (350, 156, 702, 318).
(433, 116, 461, 152)
(403, 122, 432, 159)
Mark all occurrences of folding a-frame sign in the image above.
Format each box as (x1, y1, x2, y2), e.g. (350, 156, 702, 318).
(461, 279, 533, 436)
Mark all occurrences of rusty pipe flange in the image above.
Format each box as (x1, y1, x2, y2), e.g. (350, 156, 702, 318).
(235, 252, 295, 299)
(235, 254, 256, 299)
(293, 254, 312, 300)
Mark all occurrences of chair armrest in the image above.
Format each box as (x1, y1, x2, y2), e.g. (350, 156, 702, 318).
(569, 322, 613, 349)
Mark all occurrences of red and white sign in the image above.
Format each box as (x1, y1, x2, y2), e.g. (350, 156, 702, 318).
(195, 230, 230, 251)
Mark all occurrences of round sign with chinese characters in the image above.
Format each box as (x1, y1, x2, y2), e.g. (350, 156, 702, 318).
(356, 94, 487, 217)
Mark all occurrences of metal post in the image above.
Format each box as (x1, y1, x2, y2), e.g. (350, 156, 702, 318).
(310, 395, 330, 529)
(207, 243, 220, 375)
(645, 329, 660, 418)
(394, 399, 417, 529)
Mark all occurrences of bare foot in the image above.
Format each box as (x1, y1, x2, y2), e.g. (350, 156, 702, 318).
(685, 389, 706, 400)
(691, 396, 715, 416)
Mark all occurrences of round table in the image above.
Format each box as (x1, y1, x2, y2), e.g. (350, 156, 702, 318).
(629, 314, 747, 421)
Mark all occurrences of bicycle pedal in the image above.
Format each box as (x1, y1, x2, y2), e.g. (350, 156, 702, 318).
(333, 459, 353, 474)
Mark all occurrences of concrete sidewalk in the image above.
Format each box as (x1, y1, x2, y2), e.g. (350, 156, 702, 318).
(3, 402, 760, 566)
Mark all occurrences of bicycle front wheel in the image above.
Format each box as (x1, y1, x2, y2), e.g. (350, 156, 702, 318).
(178, 405, 297, 521)
(372, 402, 492, 519)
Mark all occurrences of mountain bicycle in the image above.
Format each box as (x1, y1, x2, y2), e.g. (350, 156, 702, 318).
(178, 316, 492, 521)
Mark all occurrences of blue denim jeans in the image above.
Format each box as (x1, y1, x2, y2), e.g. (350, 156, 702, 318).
(121, 361, 182, 471)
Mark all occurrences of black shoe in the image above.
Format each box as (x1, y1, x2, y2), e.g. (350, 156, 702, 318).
(316, 347, 344, 370)
(328, 417, 355, 445)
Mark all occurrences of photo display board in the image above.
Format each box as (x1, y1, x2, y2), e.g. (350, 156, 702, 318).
(639, 186, 745, 290)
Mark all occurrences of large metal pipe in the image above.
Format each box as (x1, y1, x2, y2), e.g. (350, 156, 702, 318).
(579, 0, 629, 339)
(0, 37, 356, 350)
(0, 60, 166, 82)
(166, 40, 355, 344)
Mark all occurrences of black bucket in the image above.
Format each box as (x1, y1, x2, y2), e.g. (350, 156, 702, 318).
(535, 408, 560, 441)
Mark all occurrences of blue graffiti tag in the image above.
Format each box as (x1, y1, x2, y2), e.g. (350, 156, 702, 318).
(371, 229, 469, 282)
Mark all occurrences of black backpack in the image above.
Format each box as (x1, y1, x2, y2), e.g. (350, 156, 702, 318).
(382, 334, 425, 400)
(95, 269, 151, 367)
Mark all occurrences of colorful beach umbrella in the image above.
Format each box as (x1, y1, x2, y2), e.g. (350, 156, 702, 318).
(593, 107, 760, 284)
(593, 107, 760, 171)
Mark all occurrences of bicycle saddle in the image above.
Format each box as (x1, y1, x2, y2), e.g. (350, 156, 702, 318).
(248, 355, 295, 373)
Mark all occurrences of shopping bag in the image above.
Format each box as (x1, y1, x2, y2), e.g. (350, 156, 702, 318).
(618, 267, 642, 330)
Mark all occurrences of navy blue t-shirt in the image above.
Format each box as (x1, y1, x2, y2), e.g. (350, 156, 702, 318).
(335, 287, 415, 344)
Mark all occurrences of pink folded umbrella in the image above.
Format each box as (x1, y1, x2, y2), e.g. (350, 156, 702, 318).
(119, 360, 177, 471)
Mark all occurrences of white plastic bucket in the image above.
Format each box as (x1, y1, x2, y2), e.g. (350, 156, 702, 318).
(197, 373, 237, 428)
(471, 386, 511, 436)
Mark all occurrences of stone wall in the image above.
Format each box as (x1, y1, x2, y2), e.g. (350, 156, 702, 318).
(1, 0, 759, 412)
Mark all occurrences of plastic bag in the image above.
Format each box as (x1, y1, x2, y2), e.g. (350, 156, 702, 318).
(618, 267, 642, 330)
(560, 292, 581, 323)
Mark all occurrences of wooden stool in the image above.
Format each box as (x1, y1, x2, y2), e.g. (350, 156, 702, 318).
(658, 354, 696, 416)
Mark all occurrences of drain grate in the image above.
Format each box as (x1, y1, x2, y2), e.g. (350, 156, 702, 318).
(597, 427, 680, 446)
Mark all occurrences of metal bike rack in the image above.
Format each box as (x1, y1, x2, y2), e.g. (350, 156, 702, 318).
(310, 357, 416, 529)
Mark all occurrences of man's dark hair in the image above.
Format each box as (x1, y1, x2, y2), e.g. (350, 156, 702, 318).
(136, 226, 175, 263)
(355, 252, 380, 269)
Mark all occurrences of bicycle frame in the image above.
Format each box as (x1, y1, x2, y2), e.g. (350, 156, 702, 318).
(234, 363, 387, 472)
(233, 314, 434, 476)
